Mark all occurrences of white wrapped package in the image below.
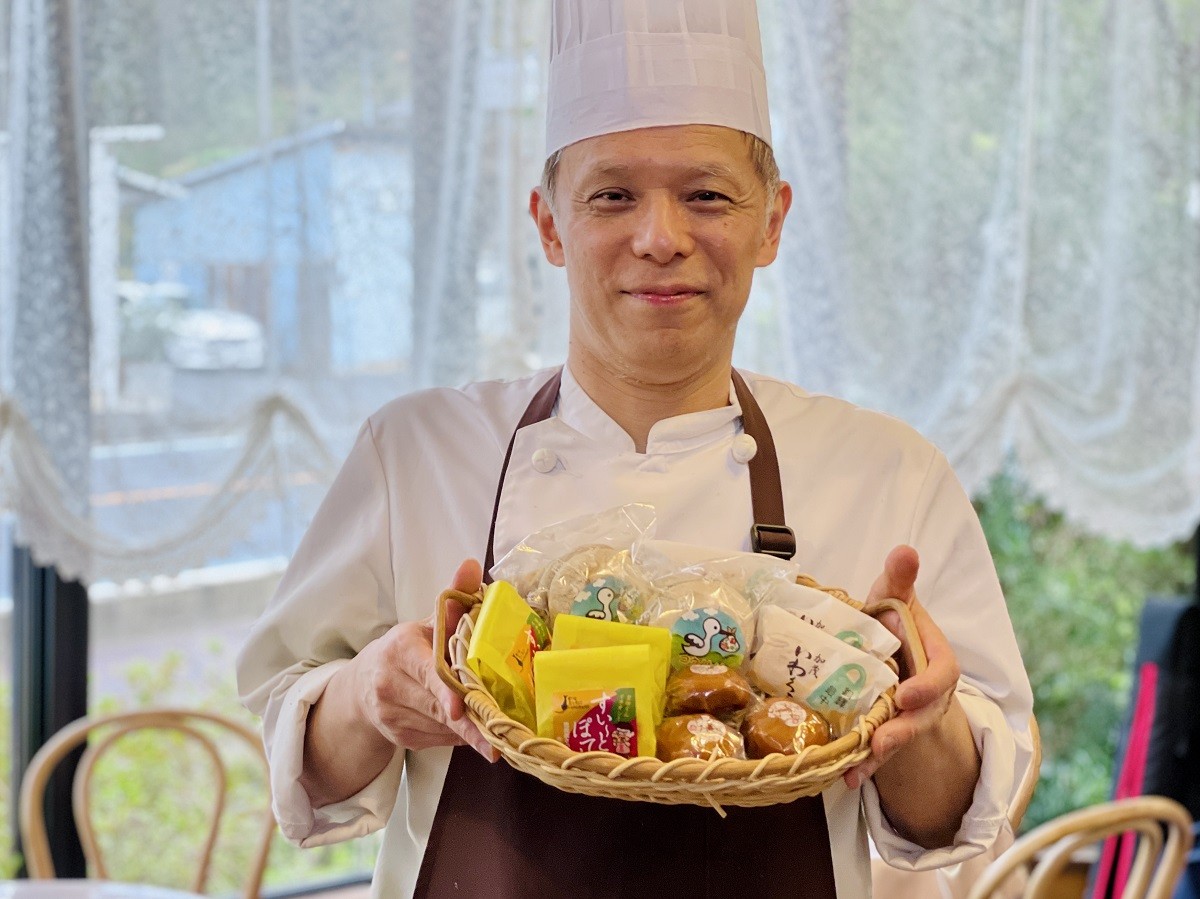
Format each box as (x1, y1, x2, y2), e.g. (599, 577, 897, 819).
(748, 605, 898, 736)
(762, 581, 902, 661)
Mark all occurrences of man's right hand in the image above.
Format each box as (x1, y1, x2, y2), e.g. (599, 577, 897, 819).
(349, 558, 496, 757)
(301, 559, 496, 809)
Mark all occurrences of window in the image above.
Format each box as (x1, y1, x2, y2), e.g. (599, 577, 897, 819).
(3, 2, 1198, 888)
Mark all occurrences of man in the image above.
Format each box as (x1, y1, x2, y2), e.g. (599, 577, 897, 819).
(238, 1, 1035, 895)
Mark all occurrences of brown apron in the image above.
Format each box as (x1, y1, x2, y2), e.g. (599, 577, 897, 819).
(415, 369, 838, 898)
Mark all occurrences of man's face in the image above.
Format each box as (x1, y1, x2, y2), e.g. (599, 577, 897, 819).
(530, 125, 791, 387)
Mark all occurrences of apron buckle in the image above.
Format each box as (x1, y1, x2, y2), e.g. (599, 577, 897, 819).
(750, 523, 797, 560)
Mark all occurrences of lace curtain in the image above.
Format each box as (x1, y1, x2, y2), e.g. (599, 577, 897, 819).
(2, 0, 1198, 586)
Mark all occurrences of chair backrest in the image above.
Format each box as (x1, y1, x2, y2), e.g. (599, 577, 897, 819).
(966, 795, 1195, 899)
(18, 707, 275, 899)
(1009, 714, 1042, 832)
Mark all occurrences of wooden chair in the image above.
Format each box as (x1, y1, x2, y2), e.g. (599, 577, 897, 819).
(966, 795, 1195, 899)
(1009, 714, 1043, 833)
(19, 708, 276, 898)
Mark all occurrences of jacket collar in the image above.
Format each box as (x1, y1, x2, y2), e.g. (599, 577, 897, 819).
(556, 364, 743, 454)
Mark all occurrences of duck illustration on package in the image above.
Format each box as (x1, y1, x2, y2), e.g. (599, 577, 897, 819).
(667, 607, 746, 670)
(570, 575, 624, 620)
(650, 572, 754, 670)
(563, 559, 651, 624)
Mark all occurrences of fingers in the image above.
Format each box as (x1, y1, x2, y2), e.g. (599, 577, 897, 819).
(379, 715, 465, 752)
(841, 612, 960, 790)
(361, 615, 497, 761)
(413, 642, 497, 759)
(843, 730, 899, 790)
(845, 548, 965, 793)
(414, 618, 467, 722)
(434, 557, 483, 716)
(842, 697, 946, 789)
(379, 667, 495, 758)
(374, 656, 497, 760)
(843, 720, 904, 789)
(357, 558, 497, 762)
(865, 544, 920, 608)
(893, 603, 959, 710)
(451, 558, 484, 594)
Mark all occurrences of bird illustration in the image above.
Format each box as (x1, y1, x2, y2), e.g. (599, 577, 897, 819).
(718, 629, 740, 654)
(572, 581, 621, 620)
(587, 586, 618, 619)
(681, 617, 724, 656)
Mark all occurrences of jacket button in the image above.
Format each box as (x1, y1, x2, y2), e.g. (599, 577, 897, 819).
(532, 448, 559, 473)
(732, 434, 758, 464)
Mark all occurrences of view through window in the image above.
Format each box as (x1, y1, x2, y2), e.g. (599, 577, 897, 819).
(2, 0, 1198, 890)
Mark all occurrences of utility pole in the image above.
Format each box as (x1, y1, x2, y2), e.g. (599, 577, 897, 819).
(256, 0, 277, 376)
(88, 124, 165, 411)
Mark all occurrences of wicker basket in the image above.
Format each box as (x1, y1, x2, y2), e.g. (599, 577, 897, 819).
(434, 576, 925, 814)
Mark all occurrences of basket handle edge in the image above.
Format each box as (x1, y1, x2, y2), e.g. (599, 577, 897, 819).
(433, 588, 483, 699)
(869, 597, 928, 677)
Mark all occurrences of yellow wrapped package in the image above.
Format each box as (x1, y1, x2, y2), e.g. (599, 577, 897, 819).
(466, 581, 550, 730)
(550, 615, 671, 720)
(534, 645, 658, 758)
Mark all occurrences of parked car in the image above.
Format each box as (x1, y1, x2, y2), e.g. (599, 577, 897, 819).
(118, 280, 188, 363)
(164, 308, 266, 370)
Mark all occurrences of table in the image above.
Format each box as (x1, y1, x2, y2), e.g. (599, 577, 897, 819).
(0, 882, 203, 899)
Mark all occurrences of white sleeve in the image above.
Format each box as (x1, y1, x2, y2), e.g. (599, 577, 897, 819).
(236, 418, 406, 845)
(864, 451, 1037, 870)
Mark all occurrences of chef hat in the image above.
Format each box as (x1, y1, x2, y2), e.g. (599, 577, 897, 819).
(545, 0, 772, 158)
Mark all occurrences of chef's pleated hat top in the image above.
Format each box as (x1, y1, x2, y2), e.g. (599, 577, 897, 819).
(545, 0, 772, 158)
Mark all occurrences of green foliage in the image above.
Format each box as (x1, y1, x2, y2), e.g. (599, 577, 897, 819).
(0, 682, 23, 877)
(975, 471, 1194, 829)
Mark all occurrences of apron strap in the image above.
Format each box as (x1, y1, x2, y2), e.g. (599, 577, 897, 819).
(417, 366, 838, 899)
(731, 369, 797, 560)
(481, 368, 563, 581)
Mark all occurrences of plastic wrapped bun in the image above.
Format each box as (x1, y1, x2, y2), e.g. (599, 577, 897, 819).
(664, 663, 754, 717)
(561, 549, 658, 625)
(541, 544, 620, 623)
(636, 538, 801, 603)
(656, 714, 746, 762)
(652, 574, 755, 670)
(490, 503, 657, 614)
(741, 698, 833, 759)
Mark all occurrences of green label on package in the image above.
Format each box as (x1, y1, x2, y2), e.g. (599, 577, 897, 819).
(835, 630, 865, 650)
(808, 663, 868, 715)
(611, 687, 637, 725)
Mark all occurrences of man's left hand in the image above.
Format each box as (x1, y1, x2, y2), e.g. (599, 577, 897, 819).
(843, 544, 963, 790)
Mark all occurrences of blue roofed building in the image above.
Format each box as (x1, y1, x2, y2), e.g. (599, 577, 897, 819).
(131, 121, 412, 374)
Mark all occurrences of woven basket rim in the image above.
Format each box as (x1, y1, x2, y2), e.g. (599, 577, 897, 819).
(445, 575, 904, 806)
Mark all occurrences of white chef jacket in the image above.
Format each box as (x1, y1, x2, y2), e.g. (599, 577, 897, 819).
(237, 366, 1036, 899)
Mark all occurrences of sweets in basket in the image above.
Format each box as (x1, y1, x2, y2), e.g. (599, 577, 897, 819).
(433, 506, 926, 814)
